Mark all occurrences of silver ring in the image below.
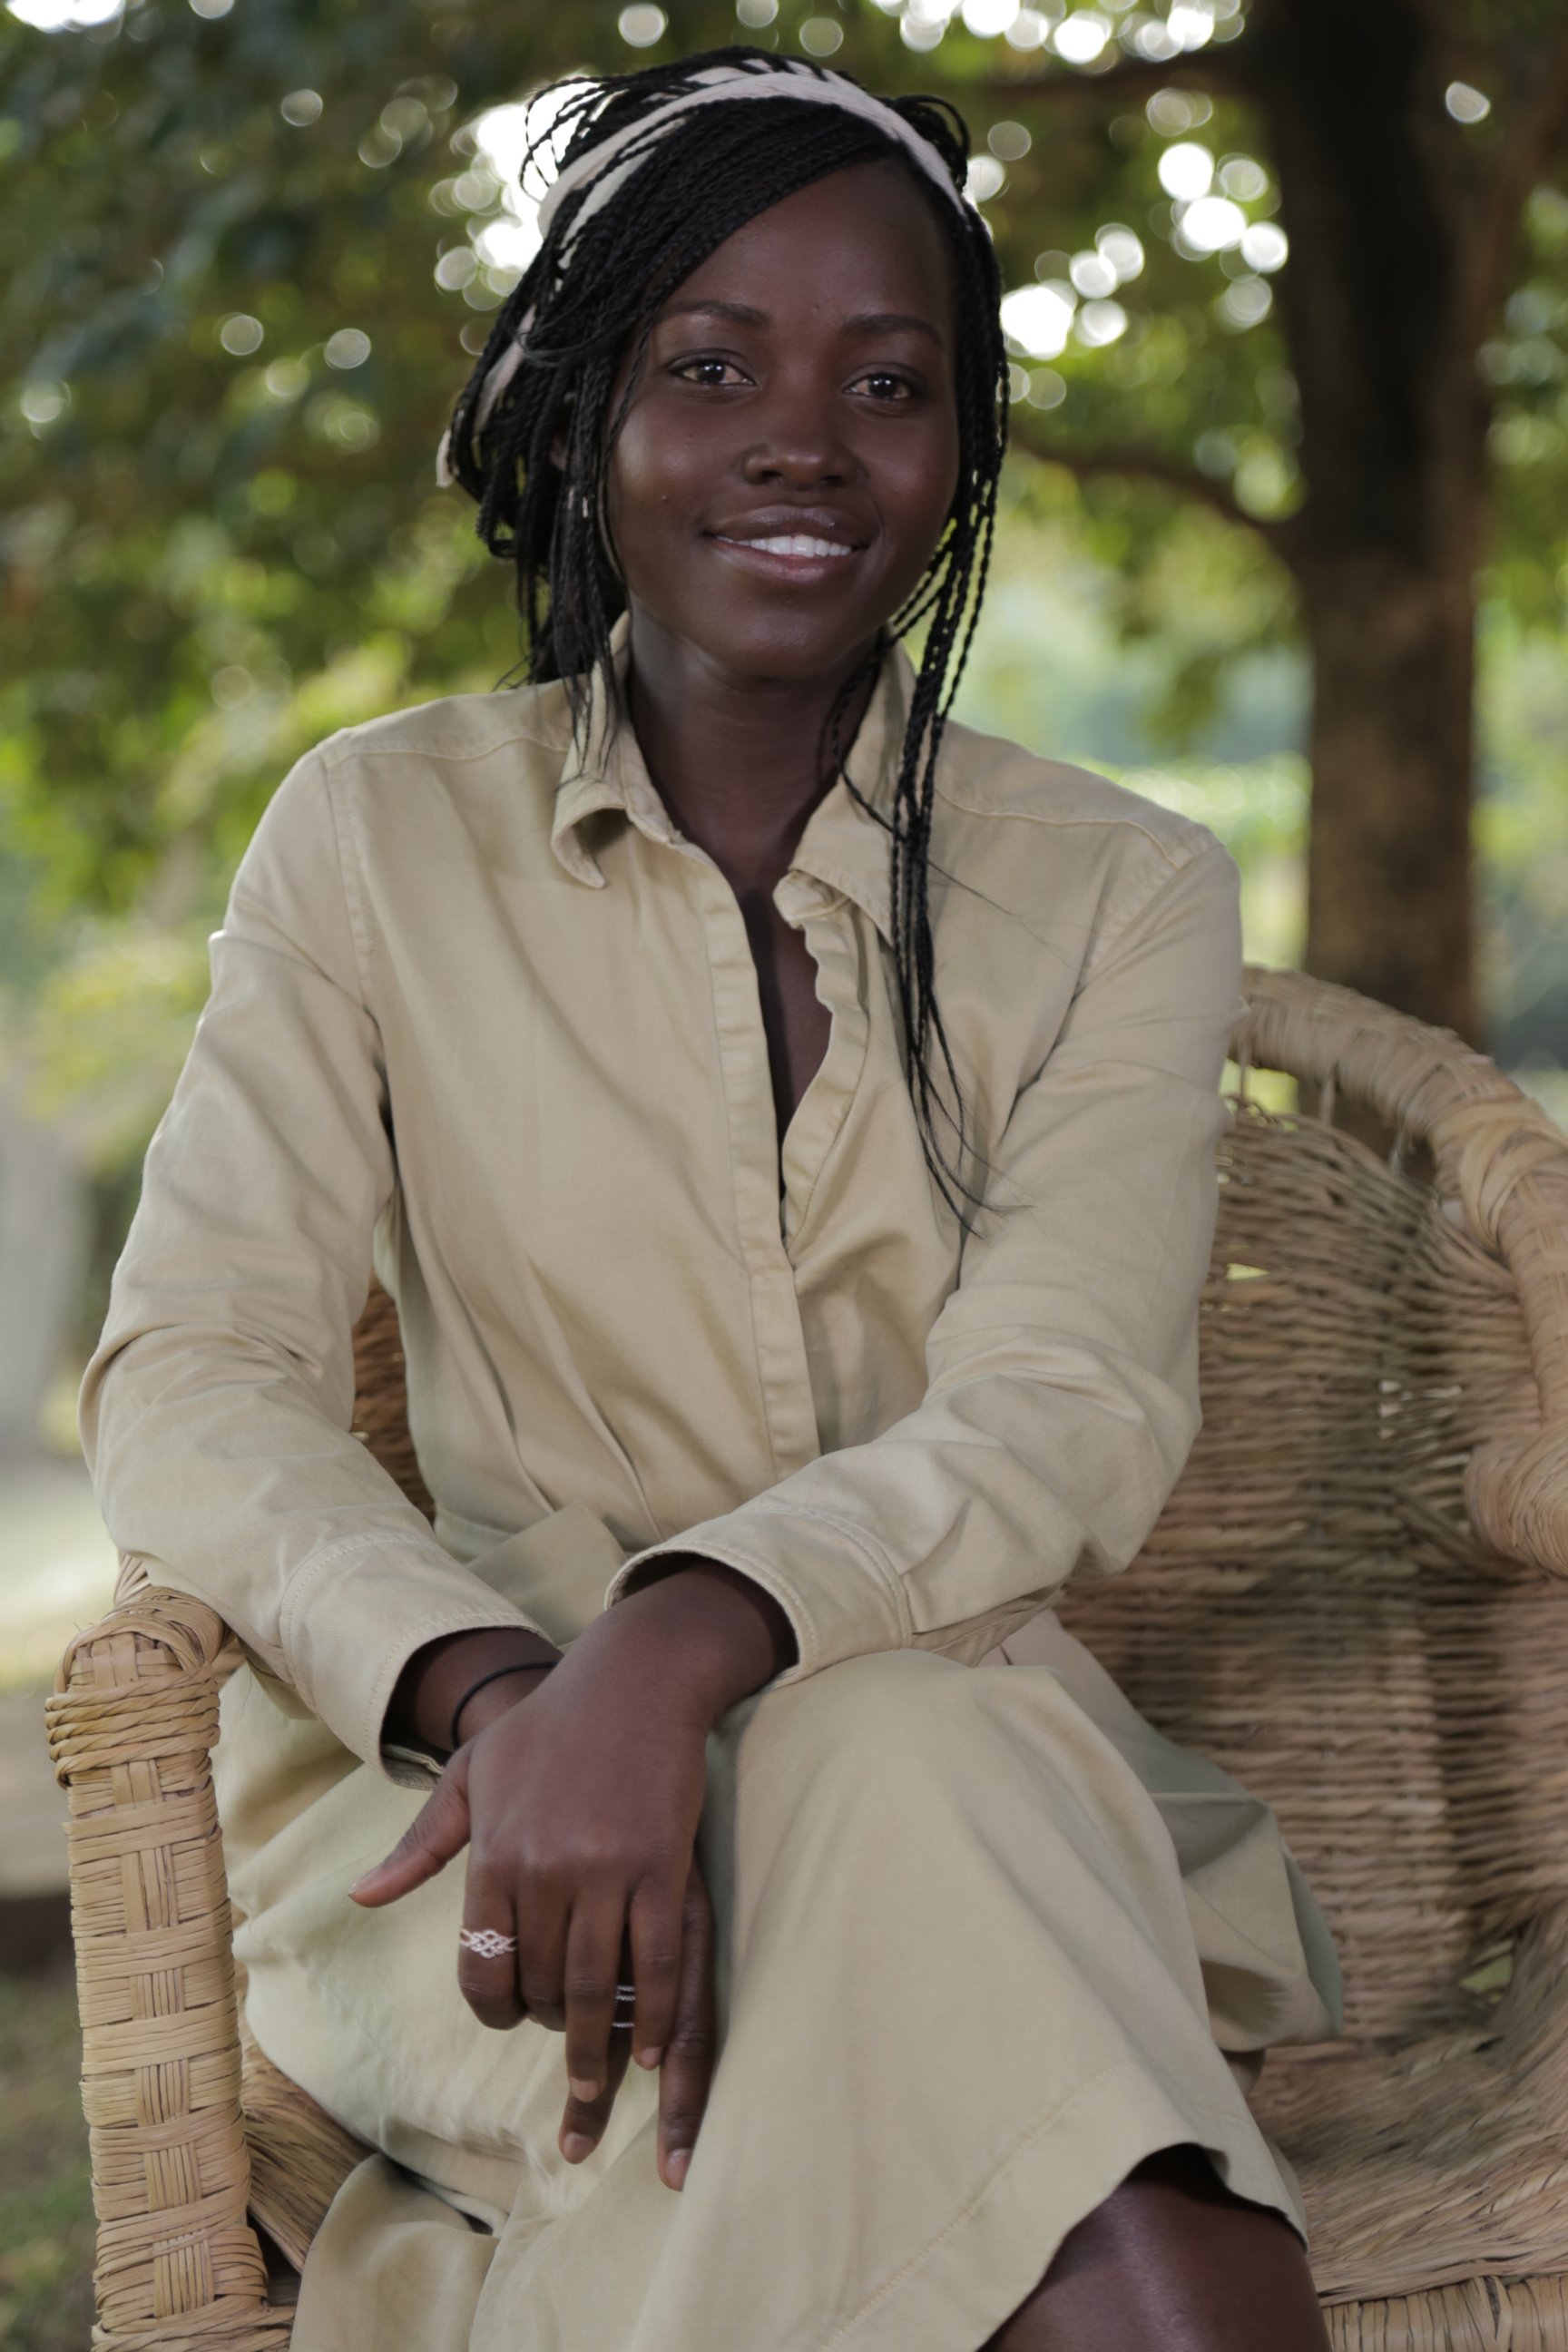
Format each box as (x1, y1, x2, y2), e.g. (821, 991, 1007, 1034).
(459, 1927, 518, 1960)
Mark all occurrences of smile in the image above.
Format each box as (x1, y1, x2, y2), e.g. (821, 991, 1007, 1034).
(714, 533, 859, 559)
(708, 531, 866, 582)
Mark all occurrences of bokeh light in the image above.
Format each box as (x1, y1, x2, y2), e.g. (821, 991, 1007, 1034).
(1240, 221, 1289, 272)
(988, 121, 1033, 162)
(19, 379, 70, 426)
(324, 329, 371, 370)
(961, 0, 1020, 34)
(1216, 277, 1271, 329)
(1054, 11, 1111, 64)
(1001, 283, 1075, 358)
(1070, 250, 1118, 299)
(1076, 298, 1128, 346)
(617, 5, 666, 46)
(1097, 225, 1145, 280)
(1158, 142, 1214, 201)
(1446, 82, 1492, 124)
(1180, 194, 1247, 252)
(1146, 89, 1213, 135)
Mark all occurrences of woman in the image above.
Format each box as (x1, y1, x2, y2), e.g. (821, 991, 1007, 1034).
(80, 48, 1341, 2352)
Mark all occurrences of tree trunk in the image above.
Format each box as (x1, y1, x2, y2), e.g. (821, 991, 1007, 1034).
(1299, 551, 1476, 1040)
(1251, 0, 1489, 1041)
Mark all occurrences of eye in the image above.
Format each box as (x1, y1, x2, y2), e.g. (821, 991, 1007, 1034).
(850, 369, 918, 404)
(671, 355, 750, 388)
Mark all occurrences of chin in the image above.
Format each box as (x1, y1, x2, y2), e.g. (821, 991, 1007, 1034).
(691, 610, 882, 686)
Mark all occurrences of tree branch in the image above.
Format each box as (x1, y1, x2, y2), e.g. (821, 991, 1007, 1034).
(976, 42, 1258, 112)
(1465, 26, 1568, 345)
(1009, 416, 1301, 559)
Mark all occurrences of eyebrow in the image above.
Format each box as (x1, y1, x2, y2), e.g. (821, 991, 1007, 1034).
(656, 298, 946, 348)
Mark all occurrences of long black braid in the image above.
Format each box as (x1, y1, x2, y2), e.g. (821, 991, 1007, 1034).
(442, 48, 1009, 1222)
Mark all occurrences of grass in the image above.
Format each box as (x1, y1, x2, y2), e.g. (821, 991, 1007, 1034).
(0, 1966, 94, 2352)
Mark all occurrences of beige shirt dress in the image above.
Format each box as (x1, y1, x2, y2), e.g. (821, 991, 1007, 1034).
(80, 624, 1341, 2352)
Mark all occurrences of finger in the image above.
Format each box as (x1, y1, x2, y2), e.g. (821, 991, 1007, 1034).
(456, 1867, 524, 2031)
(658, 1865, 718, 2192)
(626, 1873, 685, 2073)
(515, 1877, 572, 2036)
(562, 1891, 626, 2108)
(349, 1753, 473, 1907)
(559, 2019, 632, 2166)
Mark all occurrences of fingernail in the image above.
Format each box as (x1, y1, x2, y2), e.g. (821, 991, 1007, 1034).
(634, 2043, 663, 2071)
(664, 2147, 690, 2190)
(562, 2132, 593, 2164)
(348, 1872, 377, 1897)
(570, 2076, 600, 2103)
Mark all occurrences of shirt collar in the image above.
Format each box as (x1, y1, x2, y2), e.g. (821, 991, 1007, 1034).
(549, 614, 909, 949)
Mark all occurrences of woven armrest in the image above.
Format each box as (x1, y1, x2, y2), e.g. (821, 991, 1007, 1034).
(46, 1590, 292, 2351)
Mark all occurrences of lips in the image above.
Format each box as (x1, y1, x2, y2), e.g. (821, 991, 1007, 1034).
(707, 507, 869, 580)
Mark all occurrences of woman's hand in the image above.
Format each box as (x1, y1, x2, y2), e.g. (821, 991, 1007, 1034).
(351, 1560, 796, 2188)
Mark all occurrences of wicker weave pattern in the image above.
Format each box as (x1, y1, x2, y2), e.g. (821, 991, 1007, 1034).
(45, 1595, 293, 2349)
(50, 966, 1568, 2347)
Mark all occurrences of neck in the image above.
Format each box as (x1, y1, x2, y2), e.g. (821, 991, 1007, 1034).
(622, 605, 881, 878)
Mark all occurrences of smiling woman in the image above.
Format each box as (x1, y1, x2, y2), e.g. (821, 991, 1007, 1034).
(80, 45, 1338, 2352)
(441, 51, 1006, 1217)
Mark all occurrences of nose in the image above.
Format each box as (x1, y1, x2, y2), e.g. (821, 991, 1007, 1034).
(740, 374, 857, 490)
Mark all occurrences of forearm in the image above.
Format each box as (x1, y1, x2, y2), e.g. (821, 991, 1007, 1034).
(388, 1624, 564, 1755)
(388, 1555, 795, 1758)
(600, 1554, 798, 1722)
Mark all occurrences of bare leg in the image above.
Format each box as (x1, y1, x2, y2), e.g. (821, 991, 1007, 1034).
(984, 2144, 1330, 2352)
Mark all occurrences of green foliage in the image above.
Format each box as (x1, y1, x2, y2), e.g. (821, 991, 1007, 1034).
(3, 0, 1567, 1166)
(0, 0, 1300, 925)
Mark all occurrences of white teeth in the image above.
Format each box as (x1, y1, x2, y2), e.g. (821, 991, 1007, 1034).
(731, 534, 854, 558)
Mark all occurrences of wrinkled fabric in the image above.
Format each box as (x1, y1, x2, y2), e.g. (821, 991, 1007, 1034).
(81, 622, 1340, 2348)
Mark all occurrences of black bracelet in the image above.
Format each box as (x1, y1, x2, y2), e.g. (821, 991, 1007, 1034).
(448, 1659, 553, 1753)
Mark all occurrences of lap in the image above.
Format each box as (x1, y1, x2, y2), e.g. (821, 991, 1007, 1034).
(229, 1628, 1334, 2205)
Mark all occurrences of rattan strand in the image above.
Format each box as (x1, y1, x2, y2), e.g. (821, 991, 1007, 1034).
(51, 966, 1568, 2344)
(45, 1596, 285, 2348)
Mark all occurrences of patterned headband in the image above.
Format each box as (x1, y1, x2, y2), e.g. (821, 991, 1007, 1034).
(436, 57, 968, 486)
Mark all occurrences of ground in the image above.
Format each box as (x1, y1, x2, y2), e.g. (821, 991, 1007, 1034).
(0, 1455, 113, 2347)
(0, 1965, 93, 2352)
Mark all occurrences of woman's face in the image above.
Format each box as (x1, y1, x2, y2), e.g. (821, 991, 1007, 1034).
(603, 160, 962, 686)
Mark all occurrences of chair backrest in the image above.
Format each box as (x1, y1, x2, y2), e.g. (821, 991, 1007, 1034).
(348, 967, 1568, 2052)
(1061, 969, 1568, 2045)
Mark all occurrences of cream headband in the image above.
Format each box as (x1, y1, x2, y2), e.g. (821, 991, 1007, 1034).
(436, 58, 967, 487)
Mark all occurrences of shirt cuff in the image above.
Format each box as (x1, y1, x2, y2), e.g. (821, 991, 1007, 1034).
(603, 1501, 912, 1688)
(279, 1531, 552, 1784)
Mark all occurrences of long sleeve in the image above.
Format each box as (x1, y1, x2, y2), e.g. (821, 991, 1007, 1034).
(604, 838, 1243, 1684)
(77, 748, 544, 1776)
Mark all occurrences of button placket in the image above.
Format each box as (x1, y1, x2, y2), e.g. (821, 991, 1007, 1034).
(774, 883, 871, 1255)
(681, 844, 822, 1484)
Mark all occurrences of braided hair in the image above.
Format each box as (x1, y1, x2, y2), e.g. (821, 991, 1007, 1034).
(442, 48, 1009, 1221)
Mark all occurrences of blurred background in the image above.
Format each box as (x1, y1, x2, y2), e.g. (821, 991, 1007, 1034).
(1, 0, 1565, 2337)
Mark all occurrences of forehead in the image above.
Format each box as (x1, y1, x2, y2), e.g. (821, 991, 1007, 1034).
(662, 160, 955, 323)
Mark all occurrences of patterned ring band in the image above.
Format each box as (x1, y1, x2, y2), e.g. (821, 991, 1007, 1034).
(458, 1927, 518, 1961)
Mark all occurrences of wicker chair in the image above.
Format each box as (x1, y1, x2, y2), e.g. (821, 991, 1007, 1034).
(46, 965, 1568, 2351)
